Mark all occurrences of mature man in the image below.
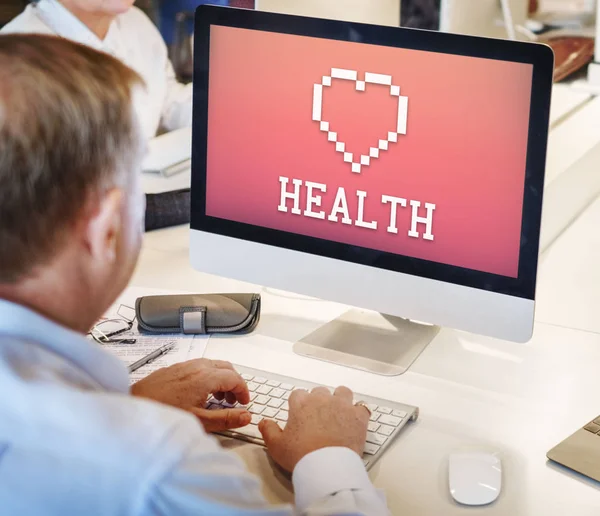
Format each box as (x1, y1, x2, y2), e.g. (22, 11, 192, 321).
(0, 35, 389, 515)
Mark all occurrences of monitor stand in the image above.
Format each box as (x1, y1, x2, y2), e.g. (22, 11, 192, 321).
(292, 309, 440, 376)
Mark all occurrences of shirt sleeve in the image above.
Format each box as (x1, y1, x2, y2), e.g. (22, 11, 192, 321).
(147, 417, 390, 516)
(130, 6, 193, 133)
(293, 447, 390, 515)
(160, 57, 193, 132)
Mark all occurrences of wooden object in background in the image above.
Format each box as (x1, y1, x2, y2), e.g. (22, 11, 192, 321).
(529, 0, 539, 14)
(542, 35, 595, 82)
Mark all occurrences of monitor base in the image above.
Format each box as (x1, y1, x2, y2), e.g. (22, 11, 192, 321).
(292, 309, 440, 376)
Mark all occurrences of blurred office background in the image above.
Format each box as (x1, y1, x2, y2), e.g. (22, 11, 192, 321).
(0, 0, 595, 84)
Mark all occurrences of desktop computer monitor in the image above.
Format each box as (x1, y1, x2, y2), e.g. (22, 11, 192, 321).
(190, 6, 553, 375)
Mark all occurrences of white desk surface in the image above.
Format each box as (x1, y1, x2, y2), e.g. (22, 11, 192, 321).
(132, 84, 600, 514)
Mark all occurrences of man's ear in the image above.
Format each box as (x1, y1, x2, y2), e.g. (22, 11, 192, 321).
(83, 188, 124, 264)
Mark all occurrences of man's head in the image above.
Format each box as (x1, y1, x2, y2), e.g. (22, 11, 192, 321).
(0, 34, 145, 331)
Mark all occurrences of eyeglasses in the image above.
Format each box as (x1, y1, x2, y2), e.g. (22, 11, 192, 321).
(89, 305, 137, 345)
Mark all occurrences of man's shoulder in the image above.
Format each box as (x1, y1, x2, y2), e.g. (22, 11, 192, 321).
(0, 5, 52, 35)
(0, 333, 220, 514)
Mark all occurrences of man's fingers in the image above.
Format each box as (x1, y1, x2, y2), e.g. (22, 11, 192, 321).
(209, 369, 250, 405)
(192, 407, 251, 433)
(333, 386, 353, 403)
(289, 388, 308, 409)
(214, 392, 225, 401)
(310, 386, 330, 397)
(354, 403, 371, 423)
(225, 392, 237, 405)
(210, 360, 235, 371)
(258, 418, 283, 447)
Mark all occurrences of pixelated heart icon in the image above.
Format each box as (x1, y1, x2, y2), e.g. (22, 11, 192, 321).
(313, 68, 408, 174)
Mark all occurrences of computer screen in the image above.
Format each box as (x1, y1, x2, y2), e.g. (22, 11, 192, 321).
(204, 25, 533, 279)
(192, 7, 552, 343)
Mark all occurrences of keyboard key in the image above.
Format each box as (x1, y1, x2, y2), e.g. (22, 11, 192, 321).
(367, 404, 378, 413)
(247, 382, 259, 392)
(249, 392, 257, 402)
(366, 431, 387, 446)
(270, 388, 285, 399)
(277, 421, 287, 430)
(267, 380, 280, 387)
(377, 407, 392, 415)
(584, 422, 600, 434)
(368, 422, 380, 433)
(221, 401, 237, 408)
(249, 405, 264, 415)
(254, 395, 270, 405)
(377, 424, 395, 437)
(233, 425, 263, 440)
(209, 397, 222, 405)
(378, 415, 401, 427)
(257, 385, 272, 395)
(369, 412, 380, 422)
(281, 401, 289, 411)
(362, 459, 370, 467)
(364, 442, 380, 455)
(267, 398, 284, 409)
(241, 373, 254, 381)
(262, 407, 279, 418)
(283, 391, 292, 400)
(208, 404, 224, 410)
(275, 410, 289, 421)
(253, 377, 267, 384)
(251, 414, 263, 425)
(392, 409, 407, 419)
(593, 416, 600, 426)
(280, 383, 294, 391)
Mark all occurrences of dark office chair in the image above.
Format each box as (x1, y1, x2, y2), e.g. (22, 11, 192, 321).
(169, 0, 255, 83)
(171, 10, 195, 83)
(134, 0, 158, 24)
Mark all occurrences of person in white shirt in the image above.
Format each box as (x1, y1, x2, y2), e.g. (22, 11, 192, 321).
(2, 1, 195, 231)
(1, 0, 192, 140)
(0, 34, 390, 515)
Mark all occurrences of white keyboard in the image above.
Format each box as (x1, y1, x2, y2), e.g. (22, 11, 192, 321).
(208, 364, 419, 469)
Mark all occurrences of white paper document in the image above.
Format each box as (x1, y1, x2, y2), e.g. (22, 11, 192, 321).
(142, 127, 191, 174)
(96, 286, 209, 383)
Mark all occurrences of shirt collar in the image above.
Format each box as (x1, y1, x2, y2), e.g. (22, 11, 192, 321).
(35, 0, 118, 52)
(0, 298, 129, 393)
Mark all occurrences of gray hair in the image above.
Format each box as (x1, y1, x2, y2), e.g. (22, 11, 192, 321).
(0, 34, 143, 282)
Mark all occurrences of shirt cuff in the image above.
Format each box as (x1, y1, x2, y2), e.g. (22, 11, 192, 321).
(292, 447, 372, 512)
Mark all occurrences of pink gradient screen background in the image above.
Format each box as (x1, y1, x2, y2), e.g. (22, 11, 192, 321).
(205, 26, 533, 277)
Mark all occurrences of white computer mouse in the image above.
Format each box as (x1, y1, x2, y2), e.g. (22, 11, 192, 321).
(448, 451, 502, 506)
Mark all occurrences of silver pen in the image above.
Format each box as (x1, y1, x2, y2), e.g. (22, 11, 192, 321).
(128, 342, 176, 373)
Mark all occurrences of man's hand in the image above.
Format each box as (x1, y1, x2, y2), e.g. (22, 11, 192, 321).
(131, 359, 251, 433)
(258, 386, 369, 472)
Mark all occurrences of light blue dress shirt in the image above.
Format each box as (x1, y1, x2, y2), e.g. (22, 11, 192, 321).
(0, 299, 389, 515)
